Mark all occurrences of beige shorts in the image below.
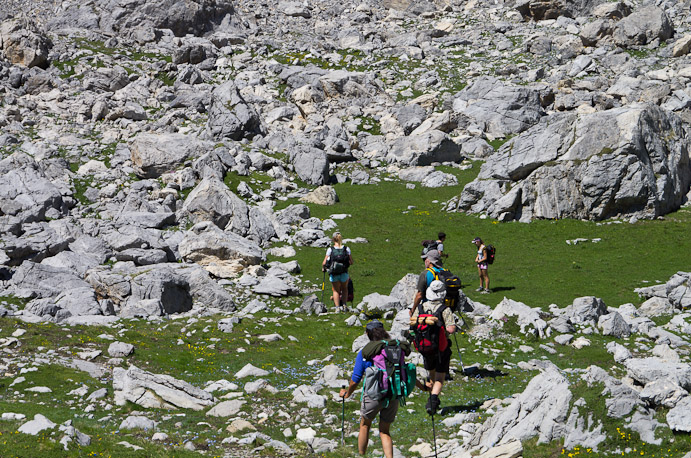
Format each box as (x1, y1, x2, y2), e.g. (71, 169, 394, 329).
(361, 395, 398, 423)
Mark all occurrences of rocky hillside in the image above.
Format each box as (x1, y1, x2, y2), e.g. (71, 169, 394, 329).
(0, 0, 690, 456)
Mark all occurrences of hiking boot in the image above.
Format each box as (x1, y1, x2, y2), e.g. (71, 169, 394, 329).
(445, 372, 453, 381)
(475, 287, 484, 292)
(481, 288, 490, 294)
(426, 394, 440, 416)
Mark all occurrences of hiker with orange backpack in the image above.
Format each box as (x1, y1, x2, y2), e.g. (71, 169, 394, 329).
(409, 280, 457, 415)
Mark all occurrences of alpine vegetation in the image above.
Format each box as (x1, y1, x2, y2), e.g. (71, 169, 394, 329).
(0, 0, 690, 457)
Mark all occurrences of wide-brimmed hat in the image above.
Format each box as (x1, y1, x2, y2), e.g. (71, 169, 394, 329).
(426, 280, 446, 302)
(421, 249, 442, 266)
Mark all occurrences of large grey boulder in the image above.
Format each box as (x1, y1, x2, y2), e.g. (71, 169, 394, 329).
(113, 365, 215, 410)
(635, 272, 691, 310)
(10, 262, 90, 299)
(491, 298, 550, 338)
(2, 223, 72, 266)
(207, 80, 263, 140)
(290, 147, 329, 186)
(515, 0, 607, 21)
(598, 312, 631, 338)
(300, 186, 338, 206)
(0, 153, 65, 227)
(625, 358, 691, 391)
(17, 414, 56, 435)
(130, 133, 212, 179)
(456, 104, 691, 222)
(126, 266, 193, 315)
(639, 378, 688, 408)
(179, 221, 264, 277)
(181, 177, 250, 234)
(452, 77, 544, 138)
(467, 361, 571, 448)
(359, 293, 403, 317)
(387, 130, 462, 166)
(0, 19, 52, 68)
(564, 296, 607, 326)
(53, 0, 235, 38)
(613, 6, 673, 47)
(667, 397, 691, 432)
(253, 275, 298, 297)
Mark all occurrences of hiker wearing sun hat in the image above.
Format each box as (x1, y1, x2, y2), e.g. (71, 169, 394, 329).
(409, 280, 457, 416)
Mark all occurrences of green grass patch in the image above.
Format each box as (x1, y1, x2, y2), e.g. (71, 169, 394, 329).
(284, 167, 691, 310)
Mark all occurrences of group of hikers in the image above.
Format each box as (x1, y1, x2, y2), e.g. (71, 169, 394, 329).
(321, 231, 496, 457)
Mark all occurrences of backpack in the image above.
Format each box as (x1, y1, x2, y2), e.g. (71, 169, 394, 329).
(328, 246, 349, 275)
(421, 240, 439, 256)
(409, 303, 448, 355)
(362, 340, 416, 407)
(427, 267, 463, 313)
(485, 245, 496, 264)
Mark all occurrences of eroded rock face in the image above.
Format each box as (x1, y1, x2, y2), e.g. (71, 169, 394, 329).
(454, 104, 691, 222)
(0, 19, 52, 68)
(49, 0, 235, 38)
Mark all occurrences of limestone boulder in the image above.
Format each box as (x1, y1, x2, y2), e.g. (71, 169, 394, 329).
(130, 133, 213, 179)
(113, 365, 215, 410)
(181, 177, 250, 234)
(455, 104, 691, 222)
(207, 80, 264, 140)
(613, 6, 673, 47)
(0, 19, 52, 68)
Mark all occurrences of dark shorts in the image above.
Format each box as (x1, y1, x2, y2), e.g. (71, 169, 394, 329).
(361, 395, 398, 424)
(422, 346, 452, 374)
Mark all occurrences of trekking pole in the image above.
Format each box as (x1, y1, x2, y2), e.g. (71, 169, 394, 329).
(427, 379, 438, 458)
(320, 269, 326, 304)
(341, 385, 346, 446)
(452, 331, 466, 374)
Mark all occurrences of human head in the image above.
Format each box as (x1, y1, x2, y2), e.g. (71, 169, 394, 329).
(471, 237, 482, 246)
(426, 280, 446, 302)
(333, 232, 342, 244)
(365, 320, 390, 341)
(438, 232, 446, 241)
(421, 249, 442, 267)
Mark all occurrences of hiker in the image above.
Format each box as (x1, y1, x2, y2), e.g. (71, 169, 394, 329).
(322, 232, 353, 309)
(340, 320, 426, 458)
(410, 280, 457, 415)
(436, 232, 448, 259)
(410, 249, 444, 316)
(472, 237, 490, 294)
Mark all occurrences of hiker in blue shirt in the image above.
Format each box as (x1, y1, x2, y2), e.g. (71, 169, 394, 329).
(340, 321, 426, 458)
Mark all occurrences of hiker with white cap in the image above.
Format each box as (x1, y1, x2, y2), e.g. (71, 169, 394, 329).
(409, 280, 457, 415)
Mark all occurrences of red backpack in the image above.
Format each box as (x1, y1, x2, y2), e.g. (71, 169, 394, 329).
(409, 303, 448, 354)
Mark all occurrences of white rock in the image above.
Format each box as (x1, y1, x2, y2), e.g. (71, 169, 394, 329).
(235, 363, 270, 378)
(18, 414, 56, 435)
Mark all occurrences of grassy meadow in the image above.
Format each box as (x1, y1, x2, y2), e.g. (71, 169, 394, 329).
(0, 162, 690, 457)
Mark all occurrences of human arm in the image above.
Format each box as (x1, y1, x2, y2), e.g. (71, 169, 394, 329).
(322, 247, 332, 271)
(340, 378, 359, 399)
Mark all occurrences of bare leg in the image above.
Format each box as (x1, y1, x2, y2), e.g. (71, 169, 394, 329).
(358, 416, 372, 455)
(430, 370, 444, 395)
(340, 279, 349, 306)
(331, 281, 343, 308)
(481, 269, 490, 290)
(379, 421, 394, 458)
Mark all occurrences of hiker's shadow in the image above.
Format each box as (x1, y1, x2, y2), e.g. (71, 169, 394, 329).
(458, 367, 507, 379)
(440, 400, 483, 415)
(489, 286, 515, 293)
